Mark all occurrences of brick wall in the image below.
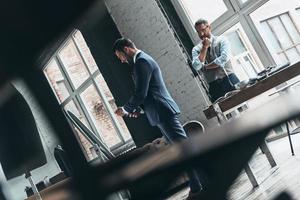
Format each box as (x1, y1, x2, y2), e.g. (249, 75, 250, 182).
(105, 0, 214, 127)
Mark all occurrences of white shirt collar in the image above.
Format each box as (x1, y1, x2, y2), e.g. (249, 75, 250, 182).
(133, 49, 142, 64)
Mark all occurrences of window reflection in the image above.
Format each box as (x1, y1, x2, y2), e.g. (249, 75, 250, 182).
(73, 31, 98, 74)
(95, 74, 132, 142)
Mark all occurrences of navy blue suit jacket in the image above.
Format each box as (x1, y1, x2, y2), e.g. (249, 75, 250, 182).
(124, 51, 180, 126)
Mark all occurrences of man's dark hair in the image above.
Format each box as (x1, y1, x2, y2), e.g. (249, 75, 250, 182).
(194, 18, 208, 28)
(113, 38, 136, 52)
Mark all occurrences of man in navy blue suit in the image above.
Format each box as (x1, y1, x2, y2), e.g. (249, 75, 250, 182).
(113, 38, 202, 199)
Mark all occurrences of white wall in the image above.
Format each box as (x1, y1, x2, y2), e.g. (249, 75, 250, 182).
(0, 80, 60, 200)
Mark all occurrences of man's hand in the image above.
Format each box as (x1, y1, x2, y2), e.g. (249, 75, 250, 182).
(115, 107, 126, 117)
(199, 37, 211, 62)
(202, 37, 211, 49)
(204, 62, 219, 70)
(128, 112, 141, 118)
(115, 107, 142, 118)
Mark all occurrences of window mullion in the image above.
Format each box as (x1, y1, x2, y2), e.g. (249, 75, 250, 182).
(279, 14, 299, 48)
(209, 0, 237, 36)
(170, 0, 236, 44)
(65, 77, 109, 148)
(71, 32, 94, 76)
(239, 0, 269, 14)
(92, 77, 127, 144)
(74, 91, 109, 148)
(75, 73, 127, 148)
(55, 53, 77, 92)
(266, 21, 285, 51)
(232, 0, 278, 67)
(242, 14, 277, 66)
(230, 0, 277, 67)
(215, 12, 276, 67)
(224, 0, 236, 11)
(74, 71, 127, 145)
(283, 52, 289, 61)
(52, 56, 76, 100)
(213, 15, 240, 35)
(229, 0, 241, 12)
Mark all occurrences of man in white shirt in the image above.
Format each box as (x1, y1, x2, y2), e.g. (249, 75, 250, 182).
(192, 19, 239, 102)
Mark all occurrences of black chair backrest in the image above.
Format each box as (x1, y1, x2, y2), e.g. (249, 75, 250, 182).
(0, 84, 46, 180)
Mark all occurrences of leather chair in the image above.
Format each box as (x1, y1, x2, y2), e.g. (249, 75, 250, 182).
(183, 120, 205, 136)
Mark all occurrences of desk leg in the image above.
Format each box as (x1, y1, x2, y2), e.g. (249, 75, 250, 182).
(25, 171, 42, 200)
(259, 141, 277, 167)
(212, 103, 260, 187)
(244, 164, 259, 188)
(286, 122, 295, 156)
(212, 103, 227, 124)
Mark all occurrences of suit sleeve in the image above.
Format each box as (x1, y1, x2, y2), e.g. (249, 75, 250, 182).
(124, 59, 153, 112)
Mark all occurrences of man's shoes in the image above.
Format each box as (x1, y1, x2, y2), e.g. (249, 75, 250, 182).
(186, 190, 202, 200)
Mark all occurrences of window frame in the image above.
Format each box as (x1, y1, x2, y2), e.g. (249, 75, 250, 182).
(225, 27, 261, 79)
(260, 12, 300, 64)
(43, 30, 134, 154)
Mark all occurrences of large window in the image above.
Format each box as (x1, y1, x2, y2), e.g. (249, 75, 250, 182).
(251, 0, 300, 66)
(44, 30, 133, 160)
(260, 13, 300, 65)
(223, 23, 264, 80)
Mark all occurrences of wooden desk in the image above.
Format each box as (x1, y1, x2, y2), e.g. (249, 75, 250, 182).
(204, 62, 300, 119)
(25, 178, 72, 200)
(201, 62, 300, 188)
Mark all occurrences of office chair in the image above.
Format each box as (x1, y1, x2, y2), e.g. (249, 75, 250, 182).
(183, 120, 205, 136)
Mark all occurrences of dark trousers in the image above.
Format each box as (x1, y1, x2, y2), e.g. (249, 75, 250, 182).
(157, 115, 202, 192)
(209, 73, 239, 102)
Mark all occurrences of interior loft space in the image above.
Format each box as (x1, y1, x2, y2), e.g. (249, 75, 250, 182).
(0, 0, 300, 199)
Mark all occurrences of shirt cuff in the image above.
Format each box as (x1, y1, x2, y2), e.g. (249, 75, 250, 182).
(213, 59, 225, 68)
(121, 107, 129, 115)
(133, 107, 145, 114)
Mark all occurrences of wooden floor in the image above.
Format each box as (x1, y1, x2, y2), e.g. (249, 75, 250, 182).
(167, 133, 300, 200)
